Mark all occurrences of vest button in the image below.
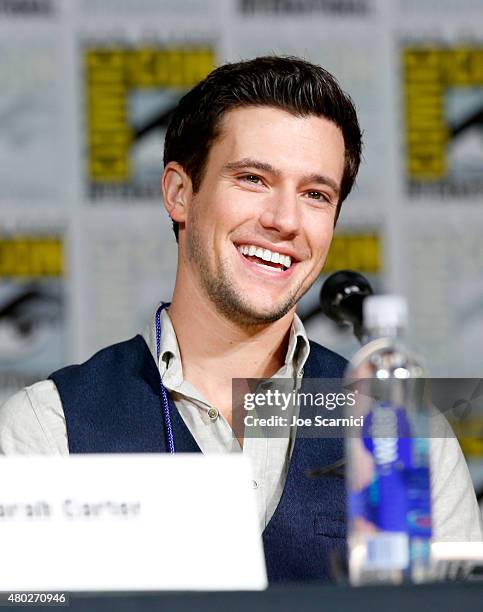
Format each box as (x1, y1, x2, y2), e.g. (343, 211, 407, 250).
(252, 480, 259, 490)
(208, 408, 219, 421)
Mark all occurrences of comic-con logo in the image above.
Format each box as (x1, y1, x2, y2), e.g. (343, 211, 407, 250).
(85, 45, 215, 199)
(404, 45, 483, 198)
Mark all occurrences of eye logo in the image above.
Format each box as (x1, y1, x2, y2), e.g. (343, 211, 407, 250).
(0, 285, 62, 362)
(451, 380, 483, 421)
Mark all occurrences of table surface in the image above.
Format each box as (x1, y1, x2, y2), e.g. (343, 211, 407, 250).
(11, 582, 482, 612)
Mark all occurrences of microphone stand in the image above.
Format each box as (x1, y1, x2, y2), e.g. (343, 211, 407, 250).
(307, 270, 374, 479)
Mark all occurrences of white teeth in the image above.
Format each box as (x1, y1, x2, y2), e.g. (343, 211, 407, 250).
(237, 244, 294, 269)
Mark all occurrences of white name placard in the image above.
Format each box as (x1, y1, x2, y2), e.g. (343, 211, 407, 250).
(0, 454, 267, 591)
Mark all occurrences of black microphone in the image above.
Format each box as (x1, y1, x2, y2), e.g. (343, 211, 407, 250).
(319, 270, 374, 344)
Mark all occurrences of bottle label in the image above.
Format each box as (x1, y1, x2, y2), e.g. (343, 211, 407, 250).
(349, 402, 432, 570)
(366, 533, 409, 570)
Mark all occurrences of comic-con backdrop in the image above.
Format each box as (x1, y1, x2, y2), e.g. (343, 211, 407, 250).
(0, 0, 482, 497)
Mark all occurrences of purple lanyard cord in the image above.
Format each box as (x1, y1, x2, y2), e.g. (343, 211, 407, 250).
(155, 303, 175, 454)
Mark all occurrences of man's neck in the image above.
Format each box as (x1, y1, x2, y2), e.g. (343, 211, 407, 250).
(168, 283, 294, 420)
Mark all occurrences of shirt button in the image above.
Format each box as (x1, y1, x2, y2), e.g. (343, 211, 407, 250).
(252, 480, 259, 490)
(208, 408, 219, 421)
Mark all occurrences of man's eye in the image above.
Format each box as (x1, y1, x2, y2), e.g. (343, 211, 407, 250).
(307, 191, 328, 202)
(241, 174, 262, 184)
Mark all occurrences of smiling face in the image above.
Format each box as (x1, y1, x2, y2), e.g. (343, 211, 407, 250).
(169, 105, 346, 326)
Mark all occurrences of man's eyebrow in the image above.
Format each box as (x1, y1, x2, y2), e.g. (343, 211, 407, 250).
(222, 158, 340, 196)
(302, 173, 340, 196)
(222, 158, 280, 176)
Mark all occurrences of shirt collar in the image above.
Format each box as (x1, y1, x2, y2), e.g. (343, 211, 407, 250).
(143, 305, 184, 388)
(142, 303, 311, 384)
(286, 312, 310, 376)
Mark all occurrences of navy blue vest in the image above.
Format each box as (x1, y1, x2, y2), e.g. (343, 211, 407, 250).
(50, 335, 347, 583)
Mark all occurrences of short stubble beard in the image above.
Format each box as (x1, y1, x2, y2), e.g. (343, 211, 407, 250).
(185, 210, 315, 327)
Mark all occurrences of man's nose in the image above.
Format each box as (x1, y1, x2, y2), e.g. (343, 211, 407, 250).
(258, 188, 301, 237)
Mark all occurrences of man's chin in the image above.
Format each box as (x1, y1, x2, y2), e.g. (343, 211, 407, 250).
(200, 270, 300, 326)
(216, 298, 296, 326)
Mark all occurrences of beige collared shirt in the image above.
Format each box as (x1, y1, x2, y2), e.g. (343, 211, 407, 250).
(0, 307, 482, 539)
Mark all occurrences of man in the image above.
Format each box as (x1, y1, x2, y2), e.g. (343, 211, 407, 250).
(1, 57, 481, 582)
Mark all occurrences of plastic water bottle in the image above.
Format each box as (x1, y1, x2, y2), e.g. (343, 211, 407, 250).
(345, 295, 432, 585)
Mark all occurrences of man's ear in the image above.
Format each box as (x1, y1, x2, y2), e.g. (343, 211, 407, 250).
(161, 162, 192, 224)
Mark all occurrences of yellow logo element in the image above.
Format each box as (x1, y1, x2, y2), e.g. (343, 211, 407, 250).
(86, 46, 215, 184)
(404, 46, 483, 181)
(324, 233, 380, 274)
(0, 236, 63, 277)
